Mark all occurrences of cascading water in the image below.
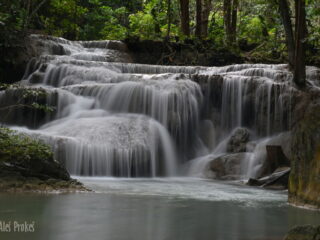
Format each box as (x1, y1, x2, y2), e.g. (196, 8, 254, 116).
(2, 34, 318, 178)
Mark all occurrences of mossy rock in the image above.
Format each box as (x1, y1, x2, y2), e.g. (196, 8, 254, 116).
(284, 225, 320, 240)
(0, 127, 88, 192)
(0, 127, 70, 185)
(289, 94, 320, 209)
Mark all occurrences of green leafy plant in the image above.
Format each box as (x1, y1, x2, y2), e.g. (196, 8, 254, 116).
(0, 127, 53, 165)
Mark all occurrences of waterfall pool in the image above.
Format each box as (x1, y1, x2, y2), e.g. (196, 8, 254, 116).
(0, 178, 319, 240)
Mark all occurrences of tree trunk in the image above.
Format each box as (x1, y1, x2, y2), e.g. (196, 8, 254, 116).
(278, 0, 307, 87)
(201, 0, 212, 37)
(293, 0, 306, 87)
(195, 0, 202, 38)
(167, 0, 172, 39)
(223, 0, 232, 43)
(230, 0, 238, 43)
(179, 0, 190, 36)
(278, 0, 295, 69)
(224, 0, 237, 45)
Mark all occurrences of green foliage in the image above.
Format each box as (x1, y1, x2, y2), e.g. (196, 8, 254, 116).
(240, 17, 263, 44)
(0, 0, 24, 47)
(128, 0, 181, 40)
(41, 0, 87, 39)
(307, 1, 320, 48)
(0, 83, 9, 91)
(0, 0, 320, 66)
(18, 86, 55, 113)
(39, 0, 131, 40)
(129, 11, 157, 39)
(31, 102, 54, 113)
(0, 127, 53, 164)
(208, 12, 225, 46)
(98, 7, 128, 40)
(0, 85, 55, 113)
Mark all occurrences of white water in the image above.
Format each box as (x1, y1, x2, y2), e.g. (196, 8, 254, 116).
(78, 177, 287, 206)
(2, 35, 319, 178)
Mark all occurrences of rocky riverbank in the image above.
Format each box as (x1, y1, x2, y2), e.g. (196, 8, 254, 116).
(0, 127, 88, 193)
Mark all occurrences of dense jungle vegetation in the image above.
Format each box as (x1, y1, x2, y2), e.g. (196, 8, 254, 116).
(0, 0, 319, 85)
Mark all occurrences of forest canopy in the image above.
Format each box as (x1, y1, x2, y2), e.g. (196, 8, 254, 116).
(0, 0, 319, 79)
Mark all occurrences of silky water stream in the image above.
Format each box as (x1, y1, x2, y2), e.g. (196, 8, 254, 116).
(0, 35, 319, 240)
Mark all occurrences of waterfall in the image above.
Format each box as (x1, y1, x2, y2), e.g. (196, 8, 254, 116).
(1, 34, 315, 178)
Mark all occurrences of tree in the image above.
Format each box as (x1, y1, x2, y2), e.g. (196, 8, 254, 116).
(195, 0, 212, 38)
(179, 0, 190, 36)
(167, 0, 172, 38)
(278, 0, 295, 68)
(23, 0, 48, 31)
(278, 0, 307, 87)
(224, 0, 238, 44)
(195, 0, 202, 37)
(201, 0, 212, 37)
(293, 0, 306, 87)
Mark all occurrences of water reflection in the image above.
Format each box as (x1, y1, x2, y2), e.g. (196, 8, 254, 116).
(0, 180, 319, 240)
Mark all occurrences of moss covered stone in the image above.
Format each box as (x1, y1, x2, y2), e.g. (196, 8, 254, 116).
(284, 225, 320, 240)
(289, 95, 320, 209)
(0, 127, 69, 180)
(0, 127, 88, 192)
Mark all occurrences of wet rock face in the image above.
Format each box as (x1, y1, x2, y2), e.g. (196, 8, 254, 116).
(0, 35, 37, 84)
(226, 127, 250, 153)
(284, 225, 320, 240)
(125, 39, 244, 66)
(258, 145, 290, 178)
(0, 155, 70, 181)
(0, 87, 57, 129)
(289, 91, 320, 209)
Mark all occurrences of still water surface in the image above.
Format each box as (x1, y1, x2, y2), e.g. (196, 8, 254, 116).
(0, 178, 319, 240)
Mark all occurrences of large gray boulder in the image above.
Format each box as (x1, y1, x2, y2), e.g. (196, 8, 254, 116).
(209, 152, 252, 180)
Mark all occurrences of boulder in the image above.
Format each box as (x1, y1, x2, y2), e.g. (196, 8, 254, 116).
(284, 225, 320, 240)
(265, 131, 292, 162)
(209, 152, 251, 180)
(248, 135, 292, 180)
(0, 128, 70, 182)
(289, 96, 320, 209)
(226, 127, 250, 153)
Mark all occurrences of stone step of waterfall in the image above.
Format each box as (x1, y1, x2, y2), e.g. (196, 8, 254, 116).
(2, 34, 319, 177)
(12, 114, 177, 177)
